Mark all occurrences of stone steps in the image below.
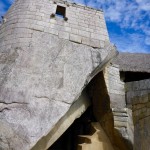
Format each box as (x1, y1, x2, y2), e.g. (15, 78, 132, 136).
(77, 122, 114, 150)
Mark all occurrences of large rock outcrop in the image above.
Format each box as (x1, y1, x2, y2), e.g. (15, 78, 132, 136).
(0, 0, 117, 149)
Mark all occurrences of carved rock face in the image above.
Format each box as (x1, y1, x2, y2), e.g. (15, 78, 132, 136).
(0, 0, 117, 149)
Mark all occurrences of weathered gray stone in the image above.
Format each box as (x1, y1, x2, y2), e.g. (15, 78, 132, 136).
(0, 19, 117, 150)
(114, 116, 128, 122)
(114, 121, 127, 127)
(0, 0, 119, 149)
(0, 35, 116, 150)
(70, 34, 82, 43)
(32, 90, 91, 150)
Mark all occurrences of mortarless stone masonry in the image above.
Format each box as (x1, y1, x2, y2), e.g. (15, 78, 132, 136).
(0, 0, 109, 49)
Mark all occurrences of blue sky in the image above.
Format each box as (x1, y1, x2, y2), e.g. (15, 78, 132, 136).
(0, 0, 150, 53)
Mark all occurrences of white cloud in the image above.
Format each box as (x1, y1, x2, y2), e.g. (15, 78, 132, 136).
(102, 1, 149, 29)
(136, 0, 150, 11)
(105, 6, 121, 22)
(110, 32, 150, 53)
(81, 0, 150, 32)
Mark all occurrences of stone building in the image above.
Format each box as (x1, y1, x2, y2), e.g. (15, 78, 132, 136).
(112, 53, 150, 150)
(0, 0, 149, 150)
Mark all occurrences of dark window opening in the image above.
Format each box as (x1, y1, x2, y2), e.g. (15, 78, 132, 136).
(56, 5, 66, 18)
(120, 71, 150, 82)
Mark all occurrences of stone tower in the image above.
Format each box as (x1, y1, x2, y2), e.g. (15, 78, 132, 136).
(0, 0, 117, 150)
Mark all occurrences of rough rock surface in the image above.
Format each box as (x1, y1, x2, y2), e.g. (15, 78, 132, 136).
(0, 0, 118, 149)
(0, 30, 117, 149)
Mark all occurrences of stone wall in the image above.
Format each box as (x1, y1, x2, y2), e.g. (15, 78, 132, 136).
(88, 65, 131, 149)
(103, 65, 150, 150)
(1, 0, 109, 49)
(104, 64, 125, 108)
(126, 79, 150, 106)
(104, 64, 132, 150)
(132, 94, 150, 150)
(126, 79, 150, 150)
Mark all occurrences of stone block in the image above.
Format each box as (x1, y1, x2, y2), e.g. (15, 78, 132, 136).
(67, 14, 78, 19)
(109, 89, 125, 96)
(68, 18, 78, 25)
(69, 23, 79, 29)
(35, 12, 45, 17)
(81, 37, 90, 46)
(89, 25, 96, 30)
(114, 116, 128, 122)
(109, 82, 125, 91)
(113, 112, 128, 117)
(16, 22, 31, 28)
(50, 24, 61, 30)
(79, 30, 90, 38)
(70, 34, 81, 43)
(78, 18, 84, 23)
(91, 33, 101, 40)
(87, 28, 94, 32)
(50, 19, 57, 24)
(112, 108, 127, 113)
(71, 28, 79, 35)
(78, 22, 89, 28)
(114, 121, 127, 127)
(101, 35, 109, 41)
(36, 21, 49, 27)
(56, 19, 65, 26)
(109, 93, 126, 108)
(63, 26, 71, 32)
(90, 39, 101, 48)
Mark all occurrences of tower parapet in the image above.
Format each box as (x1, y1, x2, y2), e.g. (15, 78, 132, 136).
(1, 0, 109, 49)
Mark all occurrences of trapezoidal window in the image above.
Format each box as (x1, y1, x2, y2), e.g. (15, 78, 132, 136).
(56, 5, 66, 18)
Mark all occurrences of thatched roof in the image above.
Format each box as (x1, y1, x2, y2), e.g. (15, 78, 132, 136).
(112, 53, 150, 73)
